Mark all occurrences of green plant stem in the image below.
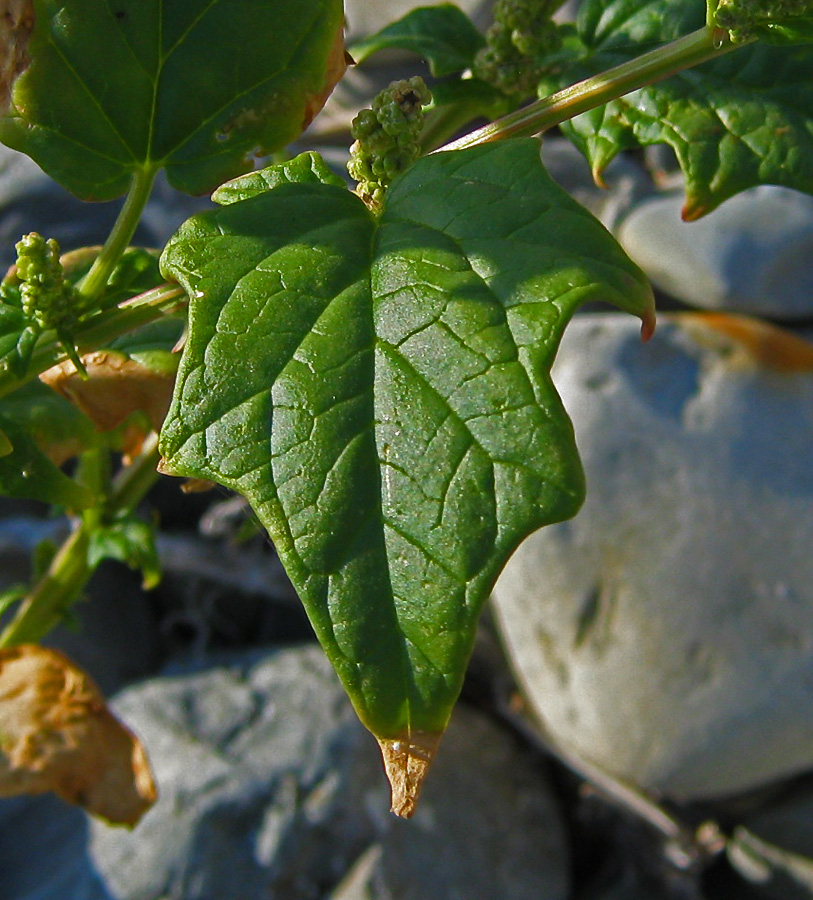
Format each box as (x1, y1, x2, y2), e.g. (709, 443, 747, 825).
(438, 25, 751, 152)
(0, 283, 185, 401)
(0, 522, 92, 647)
(76, 167, 158, 305)
(0, 434, 162, 648)
(111, 431, 160, 511)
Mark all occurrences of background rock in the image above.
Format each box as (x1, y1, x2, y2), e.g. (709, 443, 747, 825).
(616, 185, 813, 319)
(0, 145, 211, 268)
(0, 644, 570, 900)
(492, 311, 813, 801)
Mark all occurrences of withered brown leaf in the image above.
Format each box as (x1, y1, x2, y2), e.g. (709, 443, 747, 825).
(41, 350, 175, 460)
(0, 644, 156, 826)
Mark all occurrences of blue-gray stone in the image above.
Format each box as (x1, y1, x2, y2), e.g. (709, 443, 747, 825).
(616, 185, 813, 319)
(492, 312, 813, 800)
(0, 645, 570, 900)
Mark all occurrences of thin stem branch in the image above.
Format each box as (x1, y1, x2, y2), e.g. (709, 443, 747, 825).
(437, 26, 750, 153)
(0, 283, 185, 401)
(76, 167, 158, 304)
(0, 522, 91, 647)
(111, 432, 160, 511)
(0, 433, 163, 648)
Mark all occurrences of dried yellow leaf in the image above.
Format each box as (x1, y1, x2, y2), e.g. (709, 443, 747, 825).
(0, 644, 156, 826)
(41, 350, 175, 460)
(0, 0, 33, 113)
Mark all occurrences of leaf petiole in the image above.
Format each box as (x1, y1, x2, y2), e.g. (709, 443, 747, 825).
(438, 25, 752, 152)
(76, 167, 158, 306)
(0, 283, 185, 402)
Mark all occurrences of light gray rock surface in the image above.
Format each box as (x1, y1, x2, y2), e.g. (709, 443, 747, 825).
(616, 185, 813, 318)
(0, 644, 570, 900)
(492, 311, 813, 801)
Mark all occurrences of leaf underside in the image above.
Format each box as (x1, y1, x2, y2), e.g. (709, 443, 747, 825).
(159, 140, 653, 743)
(0, 0, 344, 200)
(544, 0, 813, 218)
(0, 382, 95, 509)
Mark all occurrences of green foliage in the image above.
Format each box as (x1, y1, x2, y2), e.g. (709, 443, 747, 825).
(0, 0, 809, 816)
(713, 0, 813, 44)
(348, 77, 433, 209)
(473, 0, 563, 96)
(0, 382, 96, 509)
(87, 514, 161, 590)
(212, 152, 346, 205)
(537, 0, 813, 217)
(0, 0, 345, 200)
(349, 4, 486, 76)
(158, 142, 653, 741)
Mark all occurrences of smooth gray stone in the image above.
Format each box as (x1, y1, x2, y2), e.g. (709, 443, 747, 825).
(0, 644, 570, 900)
(492, 312, 813, 801)
(616, 185, 813, 318)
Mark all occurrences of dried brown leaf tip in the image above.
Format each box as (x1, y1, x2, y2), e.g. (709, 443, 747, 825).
(0, 644, 156, 826)
(301, 20, 347, 130)
(377, 730, 442, 818)
(0, 0, 34, 114)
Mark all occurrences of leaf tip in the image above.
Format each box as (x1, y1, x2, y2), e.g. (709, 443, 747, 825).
(640, 305, 656, 343)
(680, 196, 708, 222)
(377, 730, 442, 818)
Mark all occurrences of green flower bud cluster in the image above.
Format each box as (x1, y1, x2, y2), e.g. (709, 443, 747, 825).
(714, 0, 810, 42)
(15, 232, 76, 333)
(347, 77, 432, 210)
(473, 0, 562, 97)
(11, 232, 87, 376)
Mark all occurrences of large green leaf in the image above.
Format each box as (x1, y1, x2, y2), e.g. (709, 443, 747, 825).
(348, 4, 486, 76)
(0, 0, 344, 200)
(540, 0, 813, 218)
(158, 141, 653, 809)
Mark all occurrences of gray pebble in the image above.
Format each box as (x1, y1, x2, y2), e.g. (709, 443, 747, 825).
(616, 185, 813, 319)
(0, 644, 570, 900)
(492, 311, 813, 801)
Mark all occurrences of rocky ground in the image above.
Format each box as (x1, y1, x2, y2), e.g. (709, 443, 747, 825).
(2, 1, 813, 897)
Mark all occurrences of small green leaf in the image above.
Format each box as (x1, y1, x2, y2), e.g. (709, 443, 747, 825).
(0, 383, 95, 509)
(713, 0, 813, 45)
(0, 292, 36, 377)
(0, 380, 98, 458)
(349, 4, 486, 76)
(427, 76, 513, 124)
(0, 584, 26, 618)
(212, 152, 346, 205)
(540, 0, 813, 217)
(159, 141, 652, 798)
(0, 0, 345, 200)
(87, 515, 161, 590)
